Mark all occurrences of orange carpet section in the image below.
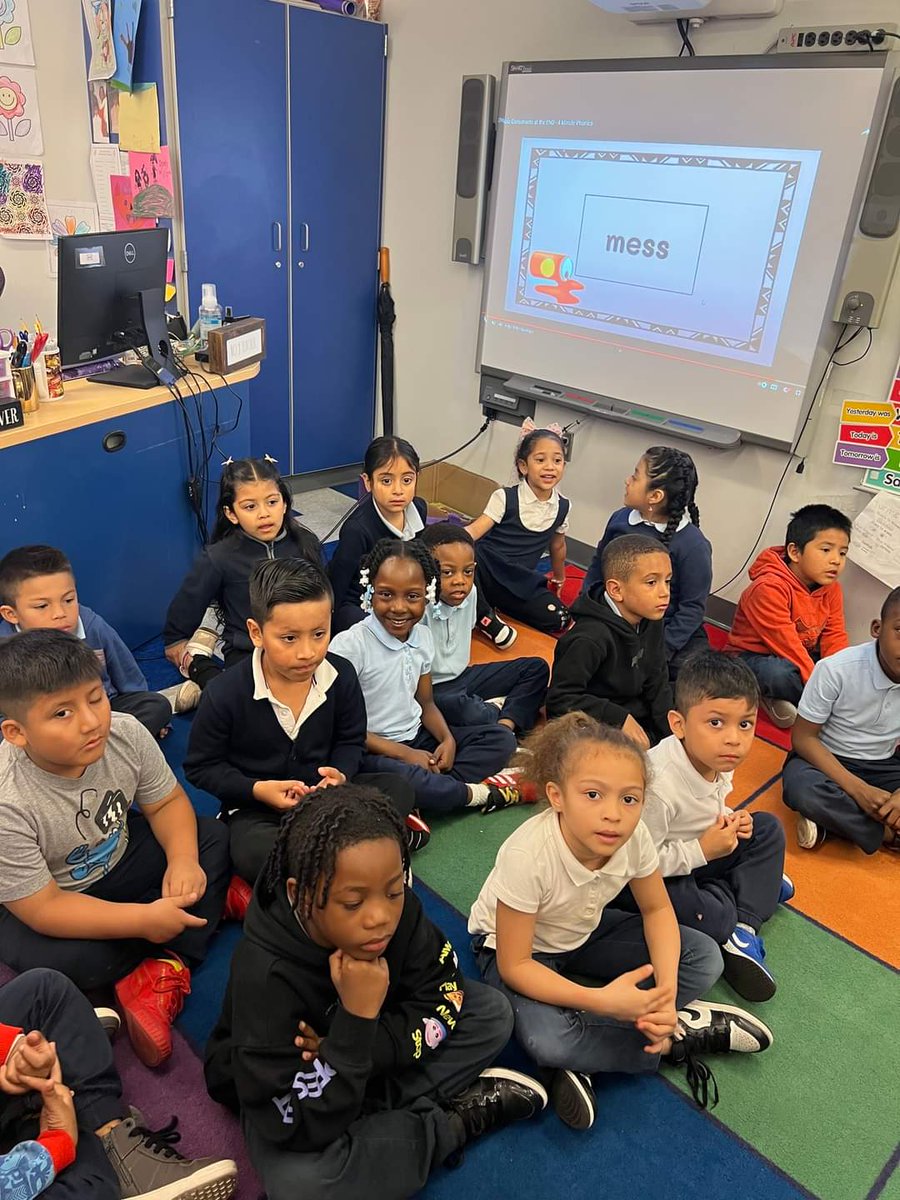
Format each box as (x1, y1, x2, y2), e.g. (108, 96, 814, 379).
(748, 782, 900, 969)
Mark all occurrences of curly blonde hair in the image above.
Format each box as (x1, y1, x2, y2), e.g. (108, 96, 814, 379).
(516, 711, 647, 799)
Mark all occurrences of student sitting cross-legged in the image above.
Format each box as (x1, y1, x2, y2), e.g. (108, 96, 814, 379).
(782, 586, 900, 854)
(635, 651, 790, 1003)
(419, 523, 549, 736)
(184, 557, 418, 905)
(546, 534, 673, 749)
(0, 630, 230, 1069)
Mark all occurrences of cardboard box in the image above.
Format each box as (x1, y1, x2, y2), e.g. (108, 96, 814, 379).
(417, 462, 497, 522)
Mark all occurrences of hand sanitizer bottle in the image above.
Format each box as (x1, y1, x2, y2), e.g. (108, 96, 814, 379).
(198, 283, 223, 348)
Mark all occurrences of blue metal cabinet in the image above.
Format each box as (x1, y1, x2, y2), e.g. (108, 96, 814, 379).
(174, 2, 384, 474)
(174, 0, 291, 463)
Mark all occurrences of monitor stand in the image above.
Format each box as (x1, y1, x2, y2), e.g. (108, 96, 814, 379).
(91, 363, 159, 389)
(91, 287, 186, 390)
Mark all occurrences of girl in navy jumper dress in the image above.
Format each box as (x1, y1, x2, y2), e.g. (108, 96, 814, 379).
(466, 422, 571, 635)
(328, 437, 429, 634)
(583, 446, 712, 675)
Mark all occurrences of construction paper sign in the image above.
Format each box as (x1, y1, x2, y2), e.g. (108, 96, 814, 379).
(833, 442, 900, 471)
(837, 423, 894, 449)
(840, 400, 896, 425)
(46, 198, 100, 276)
(129, 147, 173, 218)
(0, 0, 35, 67)
(864, 469, 900, 496)
(110, 173, 155, 231)
(110, 0, 142, 91)
(0, 158, 47, 237)
(117, 82, 159, 152)
(82, 0, 115, 81)
(0, 66, 42, 155)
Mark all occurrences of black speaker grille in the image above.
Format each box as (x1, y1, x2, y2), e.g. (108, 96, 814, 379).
(456, 78, 485, 200)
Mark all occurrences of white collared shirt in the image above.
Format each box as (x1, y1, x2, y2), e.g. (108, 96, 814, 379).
(421, 587, 478, 685)
(484, 479, 570, 534)
(251, 649, 338, 740)
(374, 500, 424, 541)
(329, 615, 434, 743)
(468, 806, 658, 953)
(799, 641, 900, 760)
(643, 735, 734, 877)
(627, 508, 690, 535)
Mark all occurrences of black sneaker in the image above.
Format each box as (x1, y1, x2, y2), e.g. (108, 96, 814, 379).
(101, 1108, 237, 1199)
(448, 1068, 547, 1141)
(94, 1006, 121, 1041)
(477, 612, 518, 649)
(482, 782, 524, 814)
(665, 1002, 773, 1109)
(550, 1069, 596, 1130)
(405, 810, 431, 853)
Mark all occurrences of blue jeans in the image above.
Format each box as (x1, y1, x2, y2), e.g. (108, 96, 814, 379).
(739, 651, 805, 706)
(475, 908, 722, 1076)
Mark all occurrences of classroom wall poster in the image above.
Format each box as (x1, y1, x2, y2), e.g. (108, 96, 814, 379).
(109, 0, 142, 92)
(46, 199, 100, 277)
(0, 157, 48, 237)
(0, 66, 42, 155)
(82, 0, 115, 81)
(0, 0, 35, 67)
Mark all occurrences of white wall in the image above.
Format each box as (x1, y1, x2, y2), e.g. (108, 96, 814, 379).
(382, 0, 900, 641)
(0, 0, 92, 330)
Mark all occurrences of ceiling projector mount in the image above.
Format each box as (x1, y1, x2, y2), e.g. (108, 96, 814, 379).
(586, 1, 784, 22)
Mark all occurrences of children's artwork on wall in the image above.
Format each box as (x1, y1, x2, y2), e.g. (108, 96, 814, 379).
(117, 82, 159, 152)
(0, 158, 48, 238)
(110, 0, 142, 92)
(110, 173, 155, 231)
(82, 0, 115, 82)
(129, 146, 173, 218)
(107, 84, 119, 135)
(89, 80, 110, 143)
(0, 0, 35, 67)
(0, 67, 42, 155)
(46, 199, 100, 277)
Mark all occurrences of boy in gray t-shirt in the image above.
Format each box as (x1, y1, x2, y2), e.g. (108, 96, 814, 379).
(0, 630, 230, 1069)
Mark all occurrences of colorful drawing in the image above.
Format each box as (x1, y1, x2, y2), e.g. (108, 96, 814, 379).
(129, 146, 173, 218)
(83, 0, 115, 82)
(0, 0, 35, 67)
(110, 0, 142, 92)
(0, 67, 40, 154)
(0, 158, 48, 238)
(89, 80, 110, 142)
(110, 173, 155, 231)
(107, 84, 119, 135)
(46, 199, 100, 277)
(117, 82, 159, 152)
(529, 250, 584, 305)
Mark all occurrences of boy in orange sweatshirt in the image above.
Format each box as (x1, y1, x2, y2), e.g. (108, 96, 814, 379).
(726, 505, 851, 729)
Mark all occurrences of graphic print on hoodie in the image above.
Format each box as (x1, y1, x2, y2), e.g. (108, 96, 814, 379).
(726, 546, 848, 683)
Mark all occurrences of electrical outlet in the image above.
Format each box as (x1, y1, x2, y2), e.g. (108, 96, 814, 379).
(561, 430, 575, 462)
(776, 23, 899, 52)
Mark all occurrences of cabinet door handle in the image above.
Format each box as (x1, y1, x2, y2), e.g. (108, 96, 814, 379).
(299, 222, 310, 253)
(272, 221, 283, 252)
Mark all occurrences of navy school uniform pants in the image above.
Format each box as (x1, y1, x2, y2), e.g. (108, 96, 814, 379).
(613, 812, 786, 944)
(244, 979, 512, 1200)
(475, 908, 722, 1076)
(0, 812, 230, 992)
(475, 561, 569, 635)
(0, 969, 124, 1199)
(782, 751, 900, 854)
(228, 772, 417, 884)
(360, 722, 517, 813)
(433, 657, 549, 733)
(109, 691, 172, 740)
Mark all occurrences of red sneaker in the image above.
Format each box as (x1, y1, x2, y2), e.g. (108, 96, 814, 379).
(114, 955, 191, 1068)
(224, 874, 253, 922)
(483, 770, 539, 805)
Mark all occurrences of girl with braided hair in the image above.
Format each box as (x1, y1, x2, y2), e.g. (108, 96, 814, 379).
(204, 783, 546, 1200)
(329, 539, 528, 814)
(583, 446, 712, 675)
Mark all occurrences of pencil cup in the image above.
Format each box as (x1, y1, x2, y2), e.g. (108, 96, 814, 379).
(13, 365, 37, 413)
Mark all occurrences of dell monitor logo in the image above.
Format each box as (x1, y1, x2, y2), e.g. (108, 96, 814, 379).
(124, 242, 136, 264)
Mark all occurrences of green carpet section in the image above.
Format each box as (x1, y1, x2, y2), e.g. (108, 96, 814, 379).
(418, 810, 900, 1200)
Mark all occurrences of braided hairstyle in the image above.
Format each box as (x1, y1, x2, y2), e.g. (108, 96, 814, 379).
(643, 446, 701, 546)
(259, 783, 410, 918)
(358, 537, 439, 611)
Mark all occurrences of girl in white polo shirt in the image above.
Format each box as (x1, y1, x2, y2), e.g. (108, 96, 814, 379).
(468, 712, 773, 1131)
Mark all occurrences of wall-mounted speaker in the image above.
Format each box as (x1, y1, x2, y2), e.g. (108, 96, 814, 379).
(835, 73, 900, 327)
(452, 74, 496, 265)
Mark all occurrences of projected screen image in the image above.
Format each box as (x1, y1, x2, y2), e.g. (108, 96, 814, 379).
(480, 62, 886, 444)
(507, 138, 820, 368)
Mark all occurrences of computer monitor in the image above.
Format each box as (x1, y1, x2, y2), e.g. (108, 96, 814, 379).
(57, 228, 177, 389)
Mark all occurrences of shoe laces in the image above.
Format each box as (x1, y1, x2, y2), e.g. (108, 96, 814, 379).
(130, 1116, 186, 1161)
(681, 1051, 719, 1110)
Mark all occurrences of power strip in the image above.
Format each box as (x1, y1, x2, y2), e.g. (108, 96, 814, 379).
(776, 23, 899, 52)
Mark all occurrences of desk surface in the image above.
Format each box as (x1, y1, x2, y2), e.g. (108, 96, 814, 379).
(0, 360, 259, 450)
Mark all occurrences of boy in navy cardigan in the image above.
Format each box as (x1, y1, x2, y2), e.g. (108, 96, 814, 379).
(184, 557, 416, 891)
(0, 545, 181, 738)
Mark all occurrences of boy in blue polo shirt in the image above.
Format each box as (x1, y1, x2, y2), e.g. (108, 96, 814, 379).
(420, 524, 549, 734)
(783, 587, 900, 853)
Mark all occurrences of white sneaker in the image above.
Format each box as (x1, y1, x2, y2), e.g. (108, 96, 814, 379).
(160, 680, 202, 714)
(760, 697, 797, 728)
(796, 815, 826, 850)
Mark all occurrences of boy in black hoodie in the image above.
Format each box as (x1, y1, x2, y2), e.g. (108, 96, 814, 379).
(547, 534, 674, 748)
(205, 785, 547, 1200)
